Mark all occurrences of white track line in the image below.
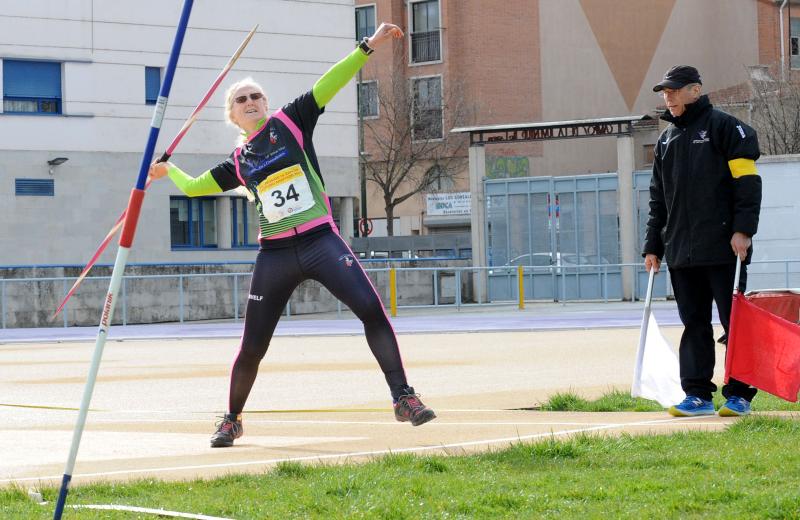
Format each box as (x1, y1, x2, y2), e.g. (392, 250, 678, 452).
(3, 415, 712, 484)
(61, 417, 729, 427)
(237, 419, 727, 427)
(1, 406, 537, 414)
(68, 504, 231, 520)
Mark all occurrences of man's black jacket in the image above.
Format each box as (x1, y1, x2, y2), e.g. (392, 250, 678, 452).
(643, 95, 762, 268)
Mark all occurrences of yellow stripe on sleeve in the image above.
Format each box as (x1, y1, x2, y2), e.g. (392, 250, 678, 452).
(728, 158, 758, 178)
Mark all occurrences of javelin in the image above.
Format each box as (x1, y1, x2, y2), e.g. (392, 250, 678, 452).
(52, 2, 196, 518)
(52, 23, 258, 319)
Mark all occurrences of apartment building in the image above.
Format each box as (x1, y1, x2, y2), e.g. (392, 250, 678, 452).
(355, 0, 795, 237)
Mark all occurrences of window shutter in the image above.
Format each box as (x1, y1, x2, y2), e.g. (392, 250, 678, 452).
(3, 60, 61, 99)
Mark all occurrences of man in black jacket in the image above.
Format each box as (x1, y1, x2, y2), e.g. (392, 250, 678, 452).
(643, 65, 762, 417)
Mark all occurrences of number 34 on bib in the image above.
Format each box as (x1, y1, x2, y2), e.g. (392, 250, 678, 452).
(257, 164, 315, 223)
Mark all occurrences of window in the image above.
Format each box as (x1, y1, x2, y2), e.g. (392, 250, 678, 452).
(145, 66, 161, 105)
(412, 76, 443, 140)
(410, 0, 441, 63)
(358, 81, 378, 118)
(792, 18, 800, 69)
(643, 144, 655, 165)
(429, 165, 454, 191)
(231, 197, 259, 247)
(169, 197, 217, 248)
(355, 5, 376, 41)
(2, 60, 62, 114)
(15, 178, 54, 196)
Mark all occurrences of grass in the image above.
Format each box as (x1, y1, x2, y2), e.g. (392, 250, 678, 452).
(536, 389, 664, 412)
(537, 388, 800, 413)
(4, 390, 800, 519)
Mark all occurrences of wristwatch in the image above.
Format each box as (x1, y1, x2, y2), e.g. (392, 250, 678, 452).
(358, 37, 374, 56)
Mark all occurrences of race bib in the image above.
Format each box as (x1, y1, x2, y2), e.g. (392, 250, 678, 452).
(256, 164, 315, 223)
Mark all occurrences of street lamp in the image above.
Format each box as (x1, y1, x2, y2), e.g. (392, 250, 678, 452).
(47, 157, 69, 175)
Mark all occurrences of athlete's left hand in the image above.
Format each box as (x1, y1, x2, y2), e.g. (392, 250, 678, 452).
(367, 23, 404, 49)
(731, 232, 751, 260)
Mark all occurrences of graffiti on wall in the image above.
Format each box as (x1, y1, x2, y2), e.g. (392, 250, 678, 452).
(486, 156, 530, 179)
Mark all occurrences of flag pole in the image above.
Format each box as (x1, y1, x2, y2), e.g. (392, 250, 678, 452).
(725, 256, 744, 386)
(52, 24, 258, 319)
(632, 268, 656, 396)
(53, 2, 195, 518)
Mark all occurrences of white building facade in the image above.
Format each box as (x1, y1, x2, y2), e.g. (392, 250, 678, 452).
(0, 0, 359, 266)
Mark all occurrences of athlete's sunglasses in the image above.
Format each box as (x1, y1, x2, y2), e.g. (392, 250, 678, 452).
(234, 92, 264, 104)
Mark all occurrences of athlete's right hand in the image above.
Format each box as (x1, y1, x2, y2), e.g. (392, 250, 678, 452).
(644, 254, 661, 273)
(367, 23, 404, 49)
(148, 161, 171, 180)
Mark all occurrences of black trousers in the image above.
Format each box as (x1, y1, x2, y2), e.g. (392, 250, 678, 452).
(227, 225, 409, 414)
(669, 263, 756, 402)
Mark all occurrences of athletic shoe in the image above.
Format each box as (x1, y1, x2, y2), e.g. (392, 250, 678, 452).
(718, 396, 751, 417)
(668, 395, 715, 417)
(210, 413, 243, 447)
(394, 391, 436, 426)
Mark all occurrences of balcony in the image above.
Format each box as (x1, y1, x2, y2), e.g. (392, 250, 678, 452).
(411, 30, 441, 63)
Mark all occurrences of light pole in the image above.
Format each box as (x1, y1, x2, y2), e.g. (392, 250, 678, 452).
(357, 68, 368, 229)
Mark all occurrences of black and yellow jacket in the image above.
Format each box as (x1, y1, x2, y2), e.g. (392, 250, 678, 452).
(643, 95, 762, 268)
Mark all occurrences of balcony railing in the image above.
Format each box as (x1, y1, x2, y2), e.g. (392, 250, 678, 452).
(411, 30, 441, 63)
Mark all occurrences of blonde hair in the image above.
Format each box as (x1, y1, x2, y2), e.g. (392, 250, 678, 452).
(223, 77, 268, 129)
(224, 77, 265, 201)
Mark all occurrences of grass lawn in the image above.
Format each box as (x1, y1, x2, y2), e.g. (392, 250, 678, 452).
(536, 388, 800, 413)
(4, 391, 799, 519)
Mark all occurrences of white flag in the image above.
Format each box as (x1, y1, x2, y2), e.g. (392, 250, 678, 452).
(632, 313, 685, 407)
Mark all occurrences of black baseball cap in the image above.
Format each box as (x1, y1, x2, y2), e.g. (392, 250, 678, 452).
(653, 65, 702, 92)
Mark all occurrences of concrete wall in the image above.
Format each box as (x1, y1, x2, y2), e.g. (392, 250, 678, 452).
(0, 150, 356, 265)
(0, 0, 360, 265)
(539, 0, 761, 176)
(752, 155, 800, 263)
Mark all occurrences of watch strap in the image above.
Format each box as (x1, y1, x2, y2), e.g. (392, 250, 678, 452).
(358, 37, 374, 56)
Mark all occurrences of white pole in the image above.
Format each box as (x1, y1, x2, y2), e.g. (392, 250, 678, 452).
(59, 246, 129, 477)
(780, 0, 788, 83)
(53, 3, 195, 518)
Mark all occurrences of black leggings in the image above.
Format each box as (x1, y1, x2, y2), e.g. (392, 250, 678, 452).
(228, 225, 408, 413)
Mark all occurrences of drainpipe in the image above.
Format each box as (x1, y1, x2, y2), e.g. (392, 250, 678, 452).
(780, 0, 788, 82)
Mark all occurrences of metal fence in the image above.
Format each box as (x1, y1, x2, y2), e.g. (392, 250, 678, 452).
(2, 260, 798, 329)
(485, 174, 620, 301)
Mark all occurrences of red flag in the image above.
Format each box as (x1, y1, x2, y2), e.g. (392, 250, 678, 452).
(725, 292, 800, 402)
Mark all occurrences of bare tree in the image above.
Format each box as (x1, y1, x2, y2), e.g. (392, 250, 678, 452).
(360, 60, 474, 236)
(748, 65, 800, 155)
